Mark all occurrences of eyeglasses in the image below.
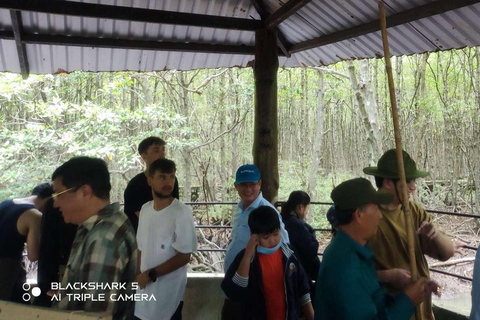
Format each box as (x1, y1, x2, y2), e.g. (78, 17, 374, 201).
(51, 187, 77, 199)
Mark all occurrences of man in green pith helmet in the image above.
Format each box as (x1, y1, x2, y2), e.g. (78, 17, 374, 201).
(364, 149, 455, 320)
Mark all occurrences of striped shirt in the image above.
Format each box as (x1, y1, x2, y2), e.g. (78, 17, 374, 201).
(54, 203, 138, 320)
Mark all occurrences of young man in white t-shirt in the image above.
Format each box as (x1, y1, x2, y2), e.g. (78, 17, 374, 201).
(135, 158, 197, 320)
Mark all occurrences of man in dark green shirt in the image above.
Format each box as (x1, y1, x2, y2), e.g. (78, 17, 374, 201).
(314, 178, 439, 320)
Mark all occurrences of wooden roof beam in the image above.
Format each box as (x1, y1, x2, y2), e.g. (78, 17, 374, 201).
(265, 0, 312, 29)
(0, 31, 287, 56)
(290, 0, 480, 53)
(9, 10, 29, 79)
(0, 0, 261, 32)
(250, 0, 291, 57)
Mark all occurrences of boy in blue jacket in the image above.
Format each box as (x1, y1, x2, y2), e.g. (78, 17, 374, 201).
(222, 206, 314, 320)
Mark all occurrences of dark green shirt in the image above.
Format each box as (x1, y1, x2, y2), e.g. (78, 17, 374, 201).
(314, 229, 414, 320)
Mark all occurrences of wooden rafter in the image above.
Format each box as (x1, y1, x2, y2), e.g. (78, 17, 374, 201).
(290, 0, 480, 53)
(0, 31, 288, 56)
(265, 0, 312, 29)
(9, 10, 29, 79)
(250, 0, 291, 58)
(0, 0, 261, 32)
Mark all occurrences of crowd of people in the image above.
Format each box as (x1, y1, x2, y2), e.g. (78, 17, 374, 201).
(0, 136, 479, 320)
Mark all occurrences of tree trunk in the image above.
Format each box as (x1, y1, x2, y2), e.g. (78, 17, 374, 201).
(307, 70, 325, 200)
(347, 60, 381, 165)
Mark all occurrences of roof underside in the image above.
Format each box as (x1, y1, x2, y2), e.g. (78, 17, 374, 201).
(1, 0, 480, 74)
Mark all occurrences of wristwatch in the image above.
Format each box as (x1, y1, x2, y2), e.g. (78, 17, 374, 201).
(147, 268, 157, 282)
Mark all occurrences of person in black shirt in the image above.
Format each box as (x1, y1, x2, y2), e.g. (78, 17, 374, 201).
(280, 191, 320, 300)
(124, 137, 179, 233)
(0, 183, 51, 302)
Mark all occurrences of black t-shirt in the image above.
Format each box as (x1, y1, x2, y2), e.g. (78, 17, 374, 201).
(0, 199, 34, 259)
(123, 172, 179, 233)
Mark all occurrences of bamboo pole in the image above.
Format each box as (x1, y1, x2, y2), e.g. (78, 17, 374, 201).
(378, 2, 421, 319)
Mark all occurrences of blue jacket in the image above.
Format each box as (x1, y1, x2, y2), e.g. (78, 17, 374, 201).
(222, 243, 311, 320)
(314, 229, 414, 320)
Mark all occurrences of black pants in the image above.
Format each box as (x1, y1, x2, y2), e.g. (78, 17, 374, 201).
(134, 301, 183, 320)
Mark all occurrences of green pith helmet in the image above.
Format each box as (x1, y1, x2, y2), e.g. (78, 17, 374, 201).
(331, 178, 393, 211)
(363, 149, 429, 180)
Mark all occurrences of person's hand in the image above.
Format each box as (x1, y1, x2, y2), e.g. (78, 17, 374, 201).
(245, 234, 259, 258)
(47, 290, 58, 297)
(137, 271, 150, 289)
(404, 278, 428, 306)
(416, 221, 438, 240)
(404, 278, 441, 305)
(453, 239, 466, 253)
(386, 268, 411, 290)
(425, 279, 441, 297)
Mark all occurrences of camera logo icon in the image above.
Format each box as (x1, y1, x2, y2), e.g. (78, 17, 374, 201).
(22, 283, 41, 302)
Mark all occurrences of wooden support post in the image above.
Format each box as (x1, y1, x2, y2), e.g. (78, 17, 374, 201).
(253, 28, 279, 203)
(378, 2, 420, 319)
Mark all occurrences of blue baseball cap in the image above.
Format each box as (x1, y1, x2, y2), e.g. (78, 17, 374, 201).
(235, 164, 260, 184)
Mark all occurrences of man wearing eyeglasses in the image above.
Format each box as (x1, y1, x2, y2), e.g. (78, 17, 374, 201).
(134, 158, 197, 320)
(124, 137, 180, 234)
(0, 183, 51, 302)
(221, 164, 290, 320)
(364, 149, 455, 320)
(51, 157, 137, 320)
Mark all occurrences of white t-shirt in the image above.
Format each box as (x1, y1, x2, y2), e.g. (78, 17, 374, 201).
(134, 199, 197, 320)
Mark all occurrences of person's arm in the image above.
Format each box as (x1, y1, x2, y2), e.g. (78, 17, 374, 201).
(25, 209, 42, 261)
(301, 302, 314, 320)
(221, 235, 258, 301)
(377, 269, 411, 290)
(137, 252, 191, 289)
(417, 220, 455, 261)
(236, 235, 258, 277)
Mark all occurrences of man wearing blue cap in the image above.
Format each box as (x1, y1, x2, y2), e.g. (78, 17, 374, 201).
(221, 164, 290, 320)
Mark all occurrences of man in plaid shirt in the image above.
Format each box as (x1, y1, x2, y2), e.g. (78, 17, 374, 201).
(51, 157, 138, 320)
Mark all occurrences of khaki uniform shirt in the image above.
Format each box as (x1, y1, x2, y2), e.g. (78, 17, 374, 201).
(368, 201, 437, 320)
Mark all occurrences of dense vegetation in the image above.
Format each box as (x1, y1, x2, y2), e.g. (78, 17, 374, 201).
(1, 48, 479, 231)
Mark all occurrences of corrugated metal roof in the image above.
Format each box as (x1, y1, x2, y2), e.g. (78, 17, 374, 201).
(1, 0, 480, 73)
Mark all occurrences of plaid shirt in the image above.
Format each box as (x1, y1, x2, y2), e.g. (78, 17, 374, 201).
(54, 203, 138, 320)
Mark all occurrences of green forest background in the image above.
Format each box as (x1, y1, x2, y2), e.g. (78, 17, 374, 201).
(1, 48, 479, 230)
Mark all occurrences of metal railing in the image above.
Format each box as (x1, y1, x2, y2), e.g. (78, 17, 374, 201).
(190, 201, 479, 282)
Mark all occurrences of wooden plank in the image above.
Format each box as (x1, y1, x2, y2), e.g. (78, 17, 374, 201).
(0, 31, 287, 56)
(290, 0, 480, 53)
(0, 0, 261, 31)
(0, 301, 111, 320)
(9, 10, 29, 79)
(265, 0, 312, 29)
